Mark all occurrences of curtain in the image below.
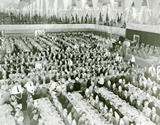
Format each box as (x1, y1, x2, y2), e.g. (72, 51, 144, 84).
(36, 0, 40, 16)
(45, 0, 48, 17)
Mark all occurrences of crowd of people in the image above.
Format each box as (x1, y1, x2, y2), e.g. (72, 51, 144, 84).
(0, 32, 160, 125)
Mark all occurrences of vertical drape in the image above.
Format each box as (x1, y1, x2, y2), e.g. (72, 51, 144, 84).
(92, 0, 98, 9)
(124, 0, 133, 9)
(54, 0, 58, 16)
(147, 0, 160, 9)
(110, 0, 115, 8)
(81, 0, 86, 8)
(36, 0, 40, 16)
(45, 0, 49, 18)
(63, 0, 69, 11)
(133, 0, 143, 11)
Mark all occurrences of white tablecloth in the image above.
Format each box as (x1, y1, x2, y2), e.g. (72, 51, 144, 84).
(34, 98, 65, 125)
(66, 92, 109, 125)
(96, 87, 155, 125)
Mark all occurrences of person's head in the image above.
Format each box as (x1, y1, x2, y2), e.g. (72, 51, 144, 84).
(33, 114, 39, 121)
(144, 100, 149, 107)
(151, 107, 156, 114)
(118, 86, 122, 92)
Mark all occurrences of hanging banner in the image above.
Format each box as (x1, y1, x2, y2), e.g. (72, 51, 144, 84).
(0, 3, 4, 12)
(36, 0, 40, 16)
(54, 0, 58, 16)
(92, 0, 98, 9)
(81, 0, 86, 8)
(33, 2, 36, 16)
(40, 0, 43, 17)
(30, 4, 32, 19)
(110, 0, 115, 8)
(147, 0, 160, 9)
(132, 7, 137, 20)
(63, 0, 69, 11)
(133, 0, 143, 11)
(124, 0, 133, 9)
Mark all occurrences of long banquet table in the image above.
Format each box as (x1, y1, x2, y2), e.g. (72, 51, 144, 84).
(0, 104, 15, 125)
(34, 98, 65, 125)
(65, 92, 110, 125)
(96, 87, 155, 125)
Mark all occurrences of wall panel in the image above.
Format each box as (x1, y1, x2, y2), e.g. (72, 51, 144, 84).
(126, 29, 160, 47)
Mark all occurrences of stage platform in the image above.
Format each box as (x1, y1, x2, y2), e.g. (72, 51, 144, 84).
(0, 24, 125, 37)
(125, 54, 158, 68)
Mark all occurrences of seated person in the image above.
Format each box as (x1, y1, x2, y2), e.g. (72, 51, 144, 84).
(150, 107, 160, 124)
(129, 54, 135, 67)
(30, 114, 39, 125)
(135, 100, 143, 112)
(142, 100, 151, 118)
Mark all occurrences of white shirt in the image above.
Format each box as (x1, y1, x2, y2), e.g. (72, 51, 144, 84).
(148, 66, 156, 73)
(50, 81, 58, 91)
(35, 62, 42, 69)
(25, 81, 34, 94)
(130, 56, 135, 63)
(12, 85, 23, 95)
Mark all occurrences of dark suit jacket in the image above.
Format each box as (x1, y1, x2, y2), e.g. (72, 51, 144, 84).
(135, 103, 143, 112)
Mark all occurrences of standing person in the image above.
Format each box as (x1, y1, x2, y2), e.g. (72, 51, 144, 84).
(11, 82, 23, 104)
(129, 54, 135, 67)
(25, 78, 35, 95)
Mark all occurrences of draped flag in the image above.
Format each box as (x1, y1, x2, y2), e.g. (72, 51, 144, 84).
(0, 3, 4, 12)
(92, 0, 98, 9)
(147, 0, 160, 9)
(45, 0, 49, 18)
(75, 1, 82, 8)
(48, 0, 55, 17)
(33, 2, 36, 16)
(63, 0, 69, 11)
(110, 0, 115, 8)
(124, 0, 133, 9)
(133, 0, 143, 11)
(54, 0, 58, 16)
(29, 4, 32, 19)
(132, 7, 137, 20)
(40, 0, 43, 17)
(36, 0, 40, 16)
(81, 0, 86, 8)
